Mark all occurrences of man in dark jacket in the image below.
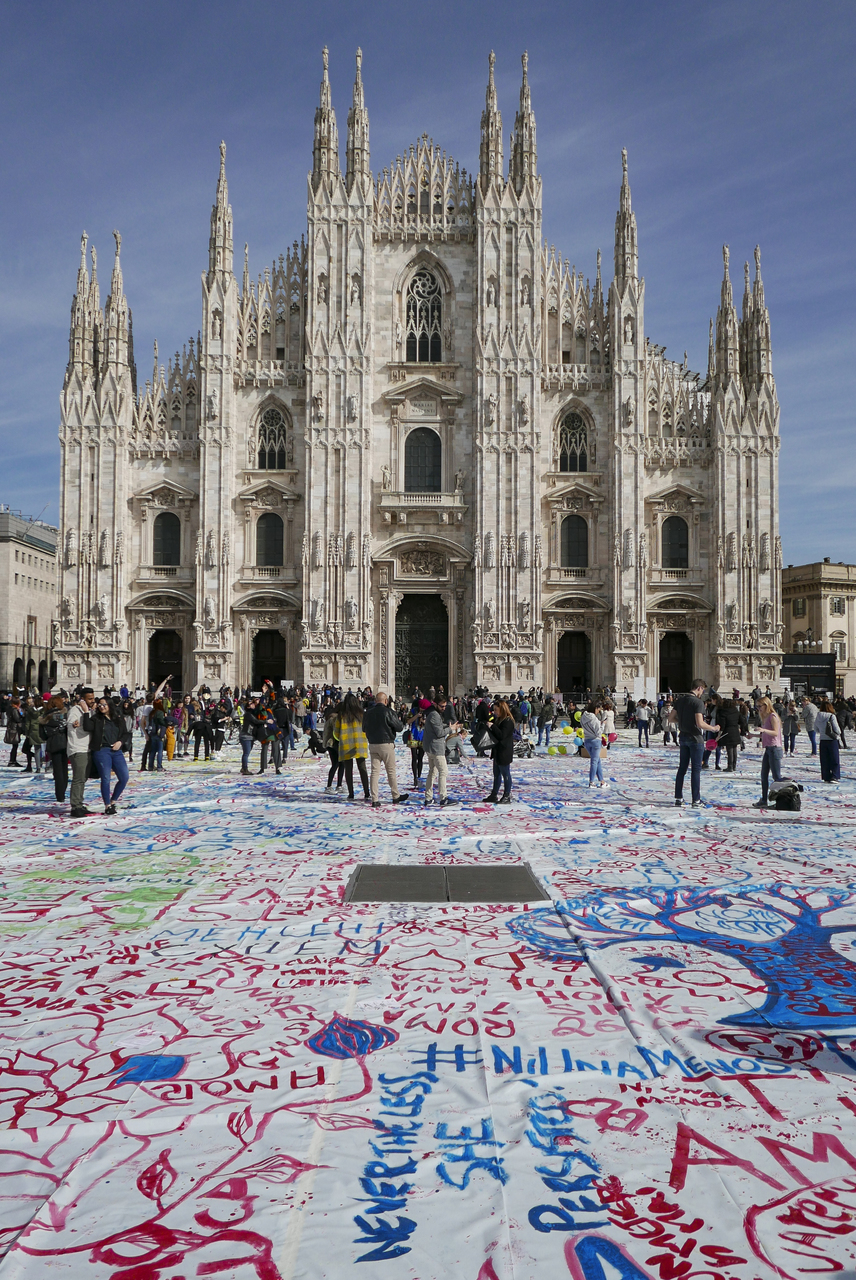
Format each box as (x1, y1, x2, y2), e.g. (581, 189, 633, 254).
(421, 697, 454, 806)
(363, 686, 409, 808)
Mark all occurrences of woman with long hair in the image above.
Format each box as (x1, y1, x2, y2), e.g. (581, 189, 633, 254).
(483, 699, 514, 804)
(716, 698, 742, 773)
(581, 699, 608, 789)
(91, 696, 131, 815)
(149, 699, 167, 772)
(334, 692, 370, 801)
(121, 697, 136, 762)
(753, 696, 783, 809)
(323, 705, 345, 792)
(815, 697, 842, 783)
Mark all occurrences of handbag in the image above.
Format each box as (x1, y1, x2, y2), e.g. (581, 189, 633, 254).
(825, 717, 839, 739)
(4, 726, 19, 745)
(472, 727, 493, 752)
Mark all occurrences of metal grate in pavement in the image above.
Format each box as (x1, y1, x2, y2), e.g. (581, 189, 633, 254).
(344, 863, 549, 904)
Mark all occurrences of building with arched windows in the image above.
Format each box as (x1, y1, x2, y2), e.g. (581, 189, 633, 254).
(54, 50, 783, 695)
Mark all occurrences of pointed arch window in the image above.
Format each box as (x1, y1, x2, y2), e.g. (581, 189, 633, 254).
(405, 268, 442, 363)
(257, 407, 289, 470)
(558, 411, 588, 472)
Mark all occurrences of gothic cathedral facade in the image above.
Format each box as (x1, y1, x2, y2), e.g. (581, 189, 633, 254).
(55, 51, 783, 695)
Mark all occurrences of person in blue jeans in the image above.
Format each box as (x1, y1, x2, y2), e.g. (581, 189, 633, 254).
(239, 698, 263, 775)
(636, 700, 650, 747)
(90, 696, 131, 815)
(581, 701, 608, 789)
(536, 699, 554, 747)
(669, 679, 720, 808)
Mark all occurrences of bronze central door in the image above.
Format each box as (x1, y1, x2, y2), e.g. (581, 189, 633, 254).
(395, 595, 448, 695)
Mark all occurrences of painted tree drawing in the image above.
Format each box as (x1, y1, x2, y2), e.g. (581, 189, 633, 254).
(507, 884, 856, 1032)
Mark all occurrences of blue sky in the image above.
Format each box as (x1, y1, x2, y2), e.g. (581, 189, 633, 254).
(0, 0, 853, 563)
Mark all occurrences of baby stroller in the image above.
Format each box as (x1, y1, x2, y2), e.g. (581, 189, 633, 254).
(512, 727, 535, 759)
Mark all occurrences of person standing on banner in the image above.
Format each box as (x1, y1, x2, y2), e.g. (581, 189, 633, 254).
(581, 700, 608, 789)
(753, 696, 784, 809)
(815, 697, 842, 783)
(421, 697, 454, 807)
(482, 699, 515, 804)
(363, 686, 410, 808)
(67, 687, 95, 818)
(800, 695, 819, 756)
(669, 679, 720, 808)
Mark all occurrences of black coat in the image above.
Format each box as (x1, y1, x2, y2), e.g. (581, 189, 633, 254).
(489, 716, 514, 766)
(716, 704, 742, 748)
(363, 702, 403, 744)
(87, 710, 130, 752)
(241, 708, 267, 742)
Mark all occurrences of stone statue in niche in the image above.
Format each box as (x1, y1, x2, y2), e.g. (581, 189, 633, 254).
(316, 275, 328, 305)
(312, 391, 324, 423)
(395, 319, 403, 348)
(485, 599, 496, 631)
(345, 597, 358, 631)
(519, 599, 531, 631)
(310, 597, 324, 632)
(346, 394, 358, 423)
(454, 469, 464, 493)
(350, 277, 361, 305)
(203, 596, 216, 628)
(519, 394, 530, 427)
(520, 280, 530, 306)
(625, 398, 635, 428)
(381, 463, 392, 491)
(487, 393, 497, 426)
(624, 316, 634, 344)
(211, 311, 222, 339)
(93, 595, 109, 629)
(486, 280, 496, 307)
(759, 599, 772, 628)
(726, 602, 738, 631)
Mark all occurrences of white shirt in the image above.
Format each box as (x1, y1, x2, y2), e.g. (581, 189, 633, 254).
(66, 704, 91, 756)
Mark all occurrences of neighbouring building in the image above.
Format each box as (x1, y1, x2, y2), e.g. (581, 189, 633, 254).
(782, 560, 856, 698)
(54, 50, 783, 695)
(0, 506, 59, 692)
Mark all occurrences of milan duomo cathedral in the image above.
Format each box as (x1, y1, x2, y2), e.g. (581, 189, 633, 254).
(55, 50, 783, 696)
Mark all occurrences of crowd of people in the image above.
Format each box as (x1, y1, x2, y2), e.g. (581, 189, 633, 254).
(0, 675, 851, 819)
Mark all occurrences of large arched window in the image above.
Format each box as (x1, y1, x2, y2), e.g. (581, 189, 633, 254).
(153, 512, 181, 566)
(256, 513, 284, 567)
(404, 427, 442, 493)
(257, 407, 288, 470)
(558, 411, 588, 472)
(662, 515, 689, 569)
(561, 515, 588, 568)
(405, 268, 442, 363)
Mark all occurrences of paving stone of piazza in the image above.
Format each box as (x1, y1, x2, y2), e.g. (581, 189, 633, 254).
(1, 727, 855, 1279)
